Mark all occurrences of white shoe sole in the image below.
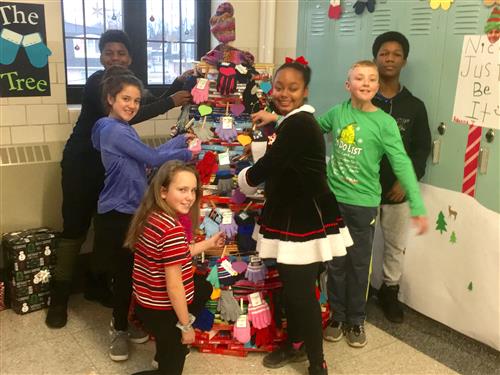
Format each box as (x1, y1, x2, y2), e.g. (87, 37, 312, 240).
(109, 353, 129, 361)
(130, 335, 149, 344)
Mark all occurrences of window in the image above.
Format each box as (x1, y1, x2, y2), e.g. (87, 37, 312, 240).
(62, 0, 210, 104)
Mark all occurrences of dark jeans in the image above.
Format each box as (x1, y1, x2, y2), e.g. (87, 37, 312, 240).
(135, 305, 187, 375)
(93, 210, 133, 331)
(277, 262, 324, 367)
(326, 203, 378, 325)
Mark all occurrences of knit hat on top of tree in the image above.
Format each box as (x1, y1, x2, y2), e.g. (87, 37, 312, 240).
(210, 2, 236, 44)
(484, 6, 500, 33)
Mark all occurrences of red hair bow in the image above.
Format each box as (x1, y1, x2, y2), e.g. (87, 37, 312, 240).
(285, 56, 309, 66)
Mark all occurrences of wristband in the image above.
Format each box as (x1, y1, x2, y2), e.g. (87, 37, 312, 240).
(176, 313, 196, 332)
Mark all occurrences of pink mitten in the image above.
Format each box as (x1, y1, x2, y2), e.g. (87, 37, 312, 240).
(191, 78, 210, 104)
(247, 292, 272, 329)
(233, 314, 251, 343)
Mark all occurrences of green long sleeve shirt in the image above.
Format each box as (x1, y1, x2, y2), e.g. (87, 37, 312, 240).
(317, 100, 426, 216)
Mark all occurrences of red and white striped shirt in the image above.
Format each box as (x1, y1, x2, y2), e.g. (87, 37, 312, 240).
(132, 211, 194, 310)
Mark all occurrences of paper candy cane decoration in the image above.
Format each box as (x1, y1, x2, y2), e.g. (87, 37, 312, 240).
(461, 125, 483, 197)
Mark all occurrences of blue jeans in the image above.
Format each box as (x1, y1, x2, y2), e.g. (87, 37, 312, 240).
(326, 203, 378, 325)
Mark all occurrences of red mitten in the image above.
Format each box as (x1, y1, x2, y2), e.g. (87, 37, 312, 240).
(217, 63, 237, 95)
(328, 0, 342, 19)
(255, 325, 273, 347)
(196, 151, 218, 185)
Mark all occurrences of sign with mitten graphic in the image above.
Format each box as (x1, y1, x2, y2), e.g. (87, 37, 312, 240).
(0, 2, 51, 97)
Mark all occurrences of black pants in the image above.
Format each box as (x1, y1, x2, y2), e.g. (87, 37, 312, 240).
(93, 210, 133, 330)
(277, 262, 324, 367)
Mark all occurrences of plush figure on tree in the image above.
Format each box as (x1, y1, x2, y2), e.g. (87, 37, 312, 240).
(484, 6, 500, 44)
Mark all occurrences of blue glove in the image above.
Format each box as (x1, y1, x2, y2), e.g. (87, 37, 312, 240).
(22, 33, 52, 68)
(200, 214, 220, 239)
(0, 28, 23, 65)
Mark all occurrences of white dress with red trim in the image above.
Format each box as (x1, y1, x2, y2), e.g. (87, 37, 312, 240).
(238, 105, 352, 265)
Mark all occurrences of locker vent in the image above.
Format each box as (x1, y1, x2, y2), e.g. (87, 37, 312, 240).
(0, 144, 53, 165)
(310, 6, 327, 36)
(453, 3, 480, 35)
(371, 8, 392, 35)
(339, 3, 357, 35)
(409, 6, 433, 35)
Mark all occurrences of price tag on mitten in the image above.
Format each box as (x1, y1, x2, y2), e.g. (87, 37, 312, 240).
(249, 292, 263, 307)
(222, 210, 233, 225)
(221, 259, 238, 276)
(209, 208, 223, 224)
(250, 255, 262, 266)
(235, 64, 248, 74)
(218, 151, 230, 165)
(196, 78, 209, 90)
(236, 314, 248, 328)
(238, 211, 249, 221)
(221, 116, 234, 130)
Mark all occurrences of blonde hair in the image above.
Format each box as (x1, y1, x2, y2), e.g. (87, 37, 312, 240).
(347, 60, 378, 81)
(124, 160, 201, 250)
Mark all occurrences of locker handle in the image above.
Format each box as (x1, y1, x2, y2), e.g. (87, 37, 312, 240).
(478, 147, 489, 175)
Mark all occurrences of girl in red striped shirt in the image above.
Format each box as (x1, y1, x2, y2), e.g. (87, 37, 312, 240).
(125, 161, 224, 375)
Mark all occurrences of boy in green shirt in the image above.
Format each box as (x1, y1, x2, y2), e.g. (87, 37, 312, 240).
(318, 60, 427, 347)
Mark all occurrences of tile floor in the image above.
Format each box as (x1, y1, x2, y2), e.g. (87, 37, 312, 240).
(1, 295, 498, 375)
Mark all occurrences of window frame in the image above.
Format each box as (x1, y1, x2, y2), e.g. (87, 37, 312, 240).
(63, 0, 211, 104)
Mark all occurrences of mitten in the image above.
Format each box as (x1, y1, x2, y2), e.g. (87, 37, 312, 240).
(353, 0, 368, 14)
(328, 0, 342, 19)
(200, 213, 221, 238)
(255, 326, 273, 347)
(22, 32, 52, 68)
(217, 63, 237, 95)
(205, 299, 218, 314)
(231, 260, 248, 275)
(235, 213, 257, 253)
(217, 258, 236, 286)
(178, 213, 193, 243)
(233, 314, 251, 343)
(188, 138, 202, 155)
(245, 256, 267, 283)
(218, 289, 241, 322)
(216, 170, 234, 196)
(247, 293, 272, 329)
(210, 287, 221, 300)
(192, 121, 214, 142)
(243, 81, 260, 113)
(0, 28, 23, 65)
(191, 78, 210, 104)
(206, 266, 220, 289)
(192, 308, 214, 331)
(219, 215, 238, 240)
(231, 188, 246, 204)
(196, 151, 218, 185)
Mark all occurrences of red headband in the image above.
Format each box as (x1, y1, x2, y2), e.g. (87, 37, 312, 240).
(285, 56, 309, 66)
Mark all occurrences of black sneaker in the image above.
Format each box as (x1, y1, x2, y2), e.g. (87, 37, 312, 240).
(378, 283, 404, 323)
(262, 345, 307, 369)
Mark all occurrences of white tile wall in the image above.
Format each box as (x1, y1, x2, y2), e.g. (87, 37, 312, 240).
(0, 106, 27, 127)
(26, 105, 59, 125)
(0, 127, 11, 145)
(44, 124, 72, 142)
(134, 120, 156, 137)
(11, 126, 45, 144)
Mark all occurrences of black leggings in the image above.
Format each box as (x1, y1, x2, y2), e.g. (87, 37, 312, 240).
(277, 262, 324, 367)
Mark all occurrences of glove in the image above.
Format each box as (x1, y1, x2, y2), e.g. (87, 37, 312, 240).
(215, 123, 238, 143)
(192, 308, 214, 331)
(255, 326, 273, 347)
(219, 215, 238, 240)
(210, 287, 221, 300)
(206, 266, 220, 289)
(218, 289, 241, 322)
(196, 151, 218, 185)
(217, 63, 237, 95)
(328, 0, 342, 19)
(217, 258, 236, 286)
(0, 28, 23, 65)
(188, 138, 202, 155)
(191, 78, 210, 104)
(216, 170, 234, 196)
(353, 0, 368, 14)
(243, 81, 260, 113)
(231, 260, 248, 275)
(205, 299, 218, 315)
(200, 213, 221, 239)
(233, 314, 251, 343)
(247, 294, 272, 329)
(245, 256, 267, 283)
(192, 121, 214, 142)
(22, 32, 52, 68)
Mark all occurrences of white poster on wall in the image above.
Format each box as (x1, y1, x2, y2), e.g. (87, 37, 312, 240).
(452, 35, 500, 130)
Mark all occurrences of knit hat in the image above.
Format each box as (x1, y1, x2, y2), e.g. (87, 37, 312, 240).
(210, 2, 236, 44)
(372, 31, 410, 59)
(484, 6, 500, 33)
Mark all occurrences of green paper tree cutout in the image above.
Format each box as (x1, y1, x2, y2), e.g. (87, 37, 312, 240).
(450, 231, 457, 244)
(436, 211, 447, 234)
(467, 281, 473, 291)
